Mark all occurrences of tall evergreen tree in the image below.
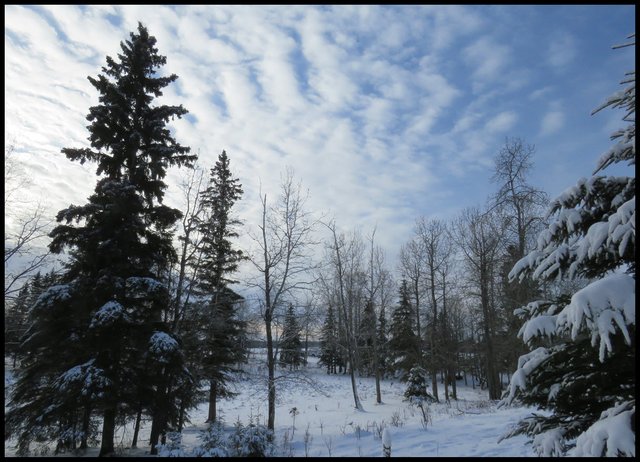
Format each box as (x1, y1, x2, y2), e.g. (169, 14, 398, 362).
(319, 304, 340, 374)
(279, 304, 304, 370)
(5, 23, 195, 456)
(500, 35, 635, 456)
(388, 280, 421, 380)
(191, 149, 247, 423)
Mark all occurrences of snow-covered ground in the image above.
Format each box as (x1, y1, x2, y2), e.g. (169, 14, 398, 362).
(4, 352, 539, 457)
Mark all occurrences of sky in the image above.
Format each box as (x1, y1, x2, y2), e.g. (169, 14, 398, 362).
(4, 5, 636, 295)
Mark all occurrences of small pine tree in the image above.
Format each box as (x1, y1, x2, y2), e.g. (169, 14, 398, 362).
(403, 366, 436, 404)
(279, 304, 304, 370)
(388, 280, 421, 380)
(500, 35, 635, 457)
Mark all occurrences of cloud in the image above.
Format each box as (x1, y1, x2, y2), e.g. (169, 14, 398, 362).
(547, 32, 577, 70)
(539, 105, 566, 136)
(463, 37, 511, 87)
(4, 4, 634, 291)
(485, 111, 518, 134)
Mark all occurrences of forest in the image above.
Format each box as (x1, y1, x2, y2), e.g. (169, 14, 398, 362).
(4, 22, 635, 457)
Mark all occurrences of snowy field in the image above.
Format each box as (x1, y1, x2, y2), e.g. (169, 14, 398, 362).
(4, 352, 539, 457)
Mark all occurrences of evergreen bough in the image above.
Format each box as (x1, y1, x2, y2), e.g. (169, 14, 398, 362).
(500, 35, 635, 457)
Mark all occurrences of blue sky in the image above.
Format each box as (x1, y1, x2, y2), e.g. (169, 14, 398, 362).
(4, 4, 636, 282)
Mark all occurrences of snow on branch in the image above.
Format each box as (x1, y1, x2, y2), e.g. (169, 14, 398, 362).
(54, 359, 111, 399)
(573, 401, 635, 457)
(33, 284, 73, 311)
(607, 196, 635, 257)
(149, 331, 179, 362)
(89, 300, 129, 329)
(500, 347, 550, 406)
(518, 314, 558, 345)
(125, 276, 166, 299)
(531, 427, 566, 457)
(556, 273, 635, 362)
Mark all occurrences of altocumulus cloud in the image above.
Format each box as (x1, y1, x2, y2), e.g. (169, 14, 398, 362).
(4, 4, 635, 284)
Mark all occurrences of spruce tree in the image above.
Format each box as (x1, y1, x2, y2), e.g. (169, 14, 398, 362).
(319, 304, 340, 374)
(279, 304, 304, 370)
(500, 36, 635, 456)
(5, 23, 195, 456)
(191, 149, 247, 423)
(403, 366, 436, 404)
(388, 280, 421, 380)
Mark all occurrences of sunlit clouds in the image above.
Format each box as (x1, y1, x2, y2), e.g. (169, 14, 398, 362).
(4, 4, 635, 275)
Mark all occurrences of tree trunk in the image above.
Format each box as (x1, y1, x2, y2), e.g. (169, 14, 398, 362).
(266, 310, 276, 431)
(481, 271, 501, 400)
(373, 322, 382, 404)
(149, 415, 161, 455)
(131, 405, 142, 448)
(429, 264, 439, 402)
(178, 399, 185, 432)
(207, 380, 218, 422)
(375, 367, 382, 404)
(444, 369, 449, 401)
(149, 377, 170, 455)
(451, 368, 458, 400)
(98, 406, 116, 457)
(80, 405, 91, 450)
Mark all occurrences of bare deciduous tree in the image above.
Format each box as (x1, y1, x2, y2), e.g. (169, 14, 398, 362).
(451, 207, 507, 400)
(4, 144, 53, 300)
(414, 217, 449, 402)
(365, 226, 394, 404)
(490, 137, 548, 373)
(398, 237, 425, 355)
(172, 161, 207, 329)
(321, 221, 364, 411)
(490, 137, 547, 258)
(247, 168, 317, 430)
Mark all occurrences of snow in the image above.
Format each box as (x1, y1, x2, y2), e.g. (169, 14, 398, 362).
(4, 353, 539, 457)
(501, 347, 550, 406)
(512, 273, 635, 367)
(608, 196, 635, 256)
(125, 277, 166, 299)
(89, 300, 128, 329)
(55, 360, 94, 390)
(33, 284, 72, 310)
(518, 314, 557, 345)
(572, 401, 635, 457)
(148, 331, 179, 362)
(53, 359, 111, 399)
(382, 426, 391, 446)
(576, 221, 609, 261)
(556, 272, 635, 362)
(531, 427, 566, 457)
(513, 174, 634, 284)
